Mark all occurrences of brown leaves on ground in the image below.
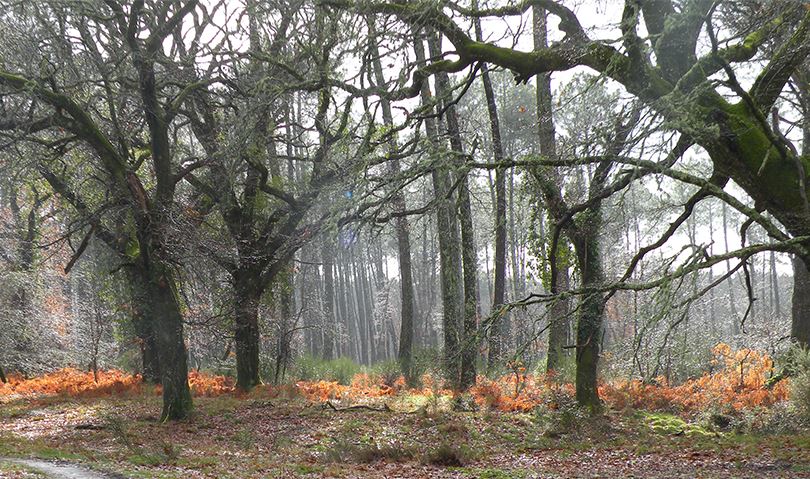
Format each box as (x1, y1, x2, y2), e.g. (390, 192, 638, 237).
(0, 344, 805, 478)
(0, 393, 808, 478)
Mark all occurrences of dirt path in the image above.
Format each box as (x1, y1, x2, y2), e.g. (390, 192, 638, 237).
(0, 458, 121, 479)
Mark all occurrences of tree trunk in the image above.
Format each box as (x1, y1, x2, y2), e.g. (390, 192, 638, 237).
(321, 239, 336, 360)
(432, 45, 479, 390)
(138, 258, 192, 421)
(396, 216, 416, 380)
(534, 6, 571, 374)
(573, 221, 606, 410)
(274, 265, 294, 384)
(233, 270, 263, 391)
(0, 366, 7, 384)
(475, 10, 508, 371)
(547, 263, 571, 373)
(793, 70, 810, 349)
(368, 21, 416, 381)
(722, 201, 741, 335)
(126, 268, 162, 383)
(792, 255, 810, 349)
(416, 30, 464, 388)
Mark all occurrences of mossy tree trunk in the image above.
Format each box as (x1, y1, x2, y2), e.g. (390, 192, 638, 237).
(415, 29, 464, 389)
(368, 20, 417, 382)
(430, 33, 480, 391)
(233, 268, 264, 391)
(533, 5, 572, 375)
(572, 211, 606, 410)
(125, 268, 161, 384)
(133, 253, 193, 421)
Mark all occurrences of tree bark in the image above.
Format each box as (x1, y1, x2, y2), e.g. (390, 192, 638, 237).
(321, 239, 336, 360)
(233, 269, 263, 390)
(136, 258, 193, 421)
(533, 6, 571, 374)
(793, 255, 810, 349)
(416, 30, 464, 388)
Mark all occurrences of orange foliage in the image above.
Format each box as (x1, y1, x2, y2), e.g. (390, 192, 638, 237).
(469, 374, 575, 412)
(600, 344, 790, 413)
(291, 373, 403, 402)
(468, 344, 788, 414)
(295, 380, 348, 401)
(0, 368, 141, 398)
(188, 370, 235, 397)
(0, 345, 790, 417)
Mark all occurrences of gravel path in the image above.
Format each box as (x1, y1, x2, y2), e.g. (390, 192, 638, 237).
(0, 458, 121, 479)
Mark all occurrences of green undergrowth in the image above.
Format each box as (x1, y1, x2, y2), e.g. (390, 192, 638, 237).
(293, 356, 363, 385)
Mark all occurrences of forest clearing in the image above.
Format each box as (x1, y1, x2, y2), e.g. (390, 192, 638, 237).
(0, 352, 809, 479)
(3, 0, 810, 477)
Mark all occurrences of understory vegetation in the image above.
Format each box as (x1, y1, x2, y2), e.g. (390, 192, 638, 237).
(1, 347, 809, 478)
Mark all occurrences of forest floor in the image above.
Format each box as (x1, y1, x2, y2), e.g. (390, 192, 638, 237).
(1, 389, 809, 479)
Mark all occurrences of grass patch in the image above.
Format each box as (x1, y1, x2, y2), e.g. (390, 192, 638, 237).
(0, 461, 47, 478)
(424, 443, 476, 467)
(450, 467, 531, 479)
(321, 437, 416, 464)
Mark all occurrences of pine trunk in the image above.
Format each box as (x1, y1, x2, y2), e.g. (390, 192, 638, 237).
(321, 239, 336, 360)
(369, 23, 417, 380)
(416, 30, 464, 388)
(475, 11, 508, 371)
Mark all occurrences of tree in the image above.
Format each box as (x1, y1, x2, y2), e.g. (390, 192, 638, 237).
(182, 0, 358, 390)
(413, 29, 465, 388)
(329, 0, 810, 404)
(0, 0, 209, 419)
(532, 5, 571, 375)
(428, 34, 480, 391)
(367, 19, 417, 382)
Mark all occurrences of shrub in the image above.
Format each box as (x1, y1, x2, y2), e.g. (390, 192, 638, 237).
(424, 443, 474, 467)
(293, 356, 362, 385)
(370, 360, 403, 388)
(0, 368, 142, 398)
(321, 438, 414, 463)
(409, 348, 444, 387)
(188, 370, 235, 396)
(789, 347, 810, 423)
